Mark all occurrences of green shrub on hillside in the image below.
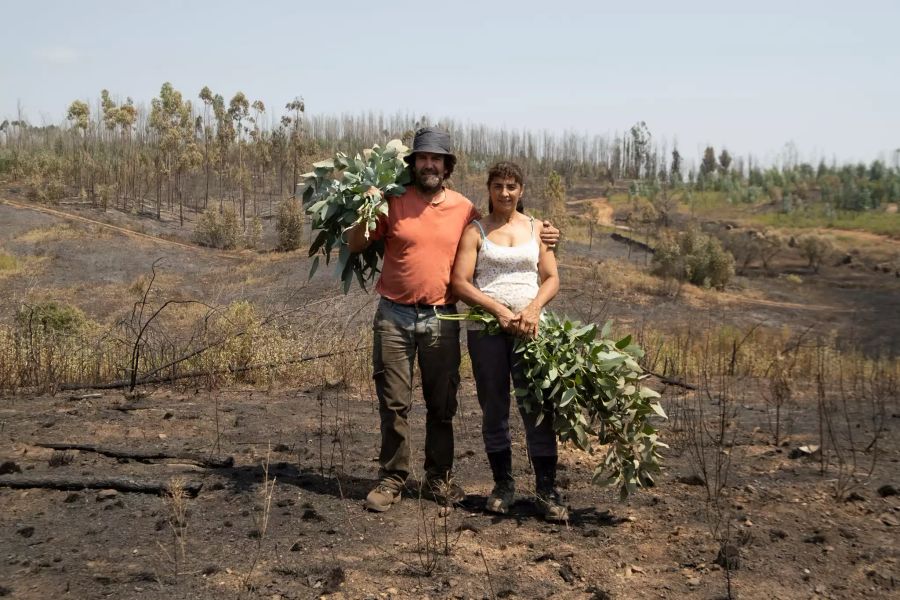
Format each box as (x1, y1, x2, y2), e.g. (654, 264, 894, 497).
(276, 198, 304, 251)
(15, 302, 86, 336)
(193, 205, 241, 249)
(25, 173, 67, 204)
(653, 228, 734, 289)
(796, 233, 834, 274)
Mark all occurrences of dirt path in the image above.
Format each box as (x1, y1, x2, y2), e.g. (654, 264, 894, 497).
(710, 291, 851, 312)
(566, 197, 615, 226)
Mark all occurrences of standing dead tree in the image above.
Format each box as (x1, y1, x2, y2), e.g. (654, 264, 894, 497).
(681, 332, 744, 600)
(123, 258, 214, 391)
(816, 344, 896, 500)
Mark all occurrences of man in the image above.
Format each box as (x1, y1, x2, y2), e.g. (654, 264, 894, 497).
(346, 128, 558, 511)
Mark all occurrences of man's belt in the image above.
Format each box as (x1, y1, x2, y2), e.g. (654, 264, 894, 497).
(385, 298, 455, 310)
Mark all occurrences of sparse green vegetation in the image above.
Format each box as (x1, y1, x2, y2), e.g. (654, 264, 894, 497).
(796, 233, 835, 274)
(193, 206, 241, 249)
(652, 228, 735, 289)
(275, 197, 304, 251)
(753, 208, 900, 238)
(720, 228, 786, 274)
(245, 215, 262, 249)
(2, 90, 898, 257)
(15, 301, 87, 336)
(543, 170, 567, 220)
(0, 293, 372, 392)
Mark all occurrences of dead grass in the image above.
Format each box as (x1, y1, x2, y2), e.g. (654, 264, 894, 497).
(0, 250, 20, 277)
(238, 272, 280, 291)
(826, 229, 900, 264)
(0, 291, 375, 393)
(562, 256, 677, 301)
(0, 251, 48, 282)
(128, 274, 149, 296)
(15, 223, 82, 243)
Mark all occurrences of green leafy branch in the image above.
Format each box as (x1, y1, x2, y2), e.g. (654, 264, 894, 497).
(301, 140, 410, 293)
(445, 308, 667, 500)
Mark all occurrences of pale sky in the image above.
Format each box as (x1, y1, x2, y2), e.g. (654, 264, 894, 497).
(2, 0, 898, 166)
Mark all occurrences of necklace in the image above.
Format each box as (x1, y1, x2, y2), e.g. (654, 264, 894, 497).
(417, 187, 445, 206)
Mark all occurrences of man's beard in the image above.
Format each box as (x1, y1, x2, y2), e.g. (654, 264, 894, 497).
(415, 168, 444, 193)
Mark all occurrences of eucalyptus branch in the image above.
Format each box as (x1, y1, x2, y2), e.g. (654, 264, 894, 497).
(443, 308, 667, 500)
(302, 140, 410, 293)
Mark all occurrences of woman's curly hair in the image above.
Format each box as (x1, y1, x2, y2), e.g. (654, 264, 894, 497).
(486, 161, 525, 213)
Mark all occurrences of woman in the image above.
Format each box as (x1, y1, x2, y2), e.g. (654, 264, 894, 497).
(450, 161, 567, 521)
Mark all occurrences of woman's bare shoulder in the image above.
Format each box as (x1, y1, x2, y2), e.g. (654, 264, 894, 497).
(463, 221, 481, 235)
(459, 222, 482, 245)
(521, 213, 544, 230)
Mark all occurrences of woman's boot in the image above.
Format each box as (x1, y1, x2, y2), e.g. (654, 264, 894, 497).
(485, 448, 515, 514)
(532, 455, 569, 522)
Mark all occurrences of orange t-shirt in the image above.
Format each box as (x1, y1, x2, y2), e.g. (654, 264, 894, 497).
(370, 187, 479, 305)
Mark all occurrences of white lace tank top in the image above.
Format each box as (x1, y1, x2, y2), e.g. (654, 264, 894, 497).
(472, 218, 540, 314)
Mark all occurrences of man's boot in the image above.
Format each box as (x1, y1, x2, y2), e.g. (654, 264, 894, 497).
(365, 476, 403, 512)
(485, 448, 515, 514)
(423, 472, 466, 506)
(532, 455, 569, 522)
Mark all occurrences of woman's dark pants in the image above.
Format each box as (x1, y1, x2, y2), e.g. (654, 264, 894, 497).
(466, 329, 557, 460)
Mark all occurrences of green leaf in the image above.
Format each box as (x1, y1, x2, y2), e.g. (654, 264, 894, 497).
(354, 264, 369, 292)
(572, 323, 596, 339)
(308, 230, 328, 257)
(601, 320, 612, 338)
(559, 387, 576, 407)
(615, 335, 632, 349)
(385, 139, 407, 153)
(650, 402, 668, 419)
(308, 255, 320, 280)
(336, 240, 350, 274)
(306, 199, 327, 215)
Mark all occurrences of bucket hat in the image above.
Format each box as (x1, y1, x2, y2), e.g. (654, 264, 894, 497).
(405, 127, 455, 163)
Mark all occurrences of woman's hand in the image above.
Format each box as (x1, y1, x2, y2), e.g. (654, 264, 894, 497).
(514, 302, 541, 338)
(496, 306, 520, 334)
